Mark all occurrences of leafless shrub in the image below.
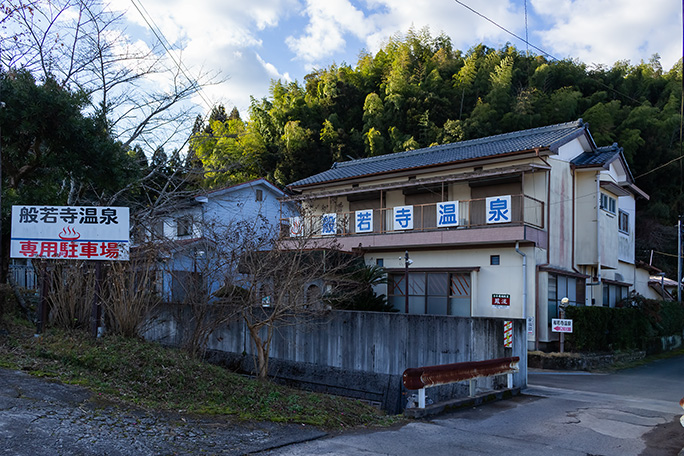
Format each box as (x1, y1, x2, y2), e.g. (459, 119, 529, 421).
(101, 244, 161, 338)
(39, 261, 95, 331)
(227, 209, 363, 379)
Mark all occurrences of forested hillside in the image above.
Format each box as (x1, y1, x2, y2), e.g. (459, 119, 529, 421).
(189, 29, 682, 270)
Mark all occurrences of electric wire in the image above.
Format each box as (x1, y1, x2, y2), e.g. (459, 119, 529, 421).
(128, 0, 213, 111)
(452, 0, 680, 178)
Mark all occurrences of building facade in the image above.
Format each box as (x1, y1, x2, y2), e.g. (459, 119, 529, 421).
(282, 120, 649, 349)
(143, 178, 297, 302)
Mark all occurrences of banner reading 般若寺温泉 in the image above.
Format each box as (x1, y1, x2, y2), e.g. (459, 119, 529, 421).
(10, 205, 130, 261)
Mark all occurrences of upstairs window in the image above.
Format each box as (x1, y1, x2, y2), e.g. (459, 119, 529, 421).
(600, 193, 616, 214)
(176, 216, 193, 237)
(618, 210, 629, 234)
(256, 189, 263, 202)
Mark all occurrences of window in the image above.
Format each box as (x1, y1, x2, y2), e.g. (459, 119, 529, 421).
(547, 274, 585, 324)
(618, 210, 629, 233)
(152, 220, 165, 239)
(171, 271, 203, 303)
(176, 216, 193, 237)
(388, 271, 471, 316)
(603, 282, 629, 307)
(255, 189, 263, 201)
(376, 258, 384, 267)
(490, 255, 500, 265)
(600, 193, 616, 214)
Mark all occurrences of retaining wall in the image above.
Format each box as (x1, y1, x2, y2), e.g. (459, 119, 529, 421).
(144, 308, 527, 413)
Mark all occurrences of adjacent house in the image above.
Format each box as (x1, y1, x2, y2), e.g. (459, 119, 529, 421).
(143, 178, 297, 303)
(281, 120, 649, 349)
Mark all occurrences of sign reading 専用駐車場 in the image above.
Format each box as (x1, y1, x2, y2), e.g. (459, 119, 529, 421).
(10, 205, 130, 261)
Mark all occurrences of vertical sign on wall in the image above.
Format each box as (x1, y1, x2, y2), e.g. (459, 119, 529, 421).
(393, 206, 414, 230)
(486, 195, 511, 224)
(289, 216, 303, 237)
(504, 320, 513, 348)
(355, 209, 373, 233)
(436, 201, 459, 227)
(321, 213, 337, 235)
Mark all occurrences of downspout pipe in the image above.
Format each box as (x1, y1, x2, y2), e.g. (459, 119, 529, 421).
(587, 172, 602, 295)
(515, 241, 528, 386)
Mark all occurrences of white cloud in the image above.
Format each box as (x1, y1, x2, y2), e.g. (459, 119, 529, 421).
(285, 0, 374, 63)
(362, 0, 521, 53)
(532, 0, 681, 68)
(103, 0, 680, 125)
(256, 53, 292, 81)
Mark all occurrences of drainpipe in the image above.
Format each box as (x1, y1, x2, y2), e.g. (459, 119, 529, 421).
(596, 172, 602, 289)
(591, 172, 602, 284)
(515, 241, 528, 385)
(586, 173, 602, 306)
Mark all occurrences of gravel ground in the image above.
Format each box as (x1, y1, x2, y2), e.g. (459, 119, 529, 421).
(0, 368, 326, 455)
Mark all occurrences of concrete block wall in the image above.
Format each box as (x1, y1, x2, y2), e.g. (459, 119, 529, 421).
(144, 309, 527, 413)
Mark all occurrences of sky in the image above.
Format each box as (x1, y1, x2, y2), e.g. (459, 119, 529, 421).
(108, 0, 682, 118)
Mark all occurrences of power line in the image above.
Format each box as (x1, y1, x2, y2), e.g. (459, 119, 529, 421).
(128, 0, 213, 111)
(635, 154, 684, 179)
(451, 0, 558, 61)
(451, 0, 646, 106)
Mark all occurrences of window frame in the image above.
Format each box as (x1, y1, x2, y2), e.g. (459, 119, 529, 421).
(618, 209, 629, 234)
(600, 193, 616, 215)
(176, 215, 193, 237)
(388, 270, 471, 316)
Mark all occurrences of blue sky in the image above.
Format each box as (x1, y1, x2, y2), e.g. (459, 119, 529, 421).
(109, 0, 682, 118)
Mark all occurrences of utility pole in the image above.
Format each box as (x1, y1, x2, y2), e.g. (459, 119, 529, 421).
(679, 215, 682, 304)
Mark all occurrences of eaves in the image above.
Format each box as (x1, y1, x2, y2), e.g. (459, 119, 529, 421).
(280, 162, 551, 202)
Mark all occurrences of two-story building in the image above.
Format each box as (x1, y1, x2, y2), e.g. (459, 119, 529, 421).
(282, 120, 649, 349)
(146, 178, 297, 303)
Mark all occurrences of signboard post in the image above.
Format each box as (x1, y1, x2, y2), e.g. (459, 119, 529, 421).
(11, 205, 130, 337)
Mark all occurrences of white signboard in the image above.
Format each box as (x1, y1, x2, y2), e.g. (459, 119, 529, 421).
(393, 205, 414, 230)
(321, 213, 337, 235)
(486, 195, 511, 224)
(355, 210, 373, 233)
(437, 201, 459, 227)
(551, 318, 573, 333)
(11, 205, 130, 261)
(289, 216, 303, 237)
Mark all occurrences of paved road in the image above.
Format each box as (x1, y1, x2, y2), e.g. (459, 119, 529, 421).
(255, 355, 684, 456)
(2, 356, 683, 455)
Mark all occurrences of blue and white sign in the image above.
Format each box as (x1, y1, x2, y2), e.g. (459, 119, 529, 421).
(437, 201, 460, 227)
(393, 206, 414, 230)
(321, 213, 337, 235)
(486, 195, 511, 224)
(355, 210, 373, 233)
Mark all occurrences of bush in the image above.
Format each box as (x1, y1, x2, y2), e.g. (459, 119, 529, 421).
(565, 298, 684, 352)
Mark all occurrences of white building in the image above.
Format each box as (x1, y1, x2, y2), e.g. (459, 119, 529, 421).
(282, 120, 649, 349)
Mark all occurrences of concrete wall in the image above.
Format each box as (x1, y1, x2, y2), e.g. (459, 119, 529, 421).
(144, 309, 527, 413)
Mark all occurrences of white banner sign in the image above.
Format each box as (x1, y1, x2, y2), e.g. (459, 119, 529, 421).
(551, 318, 573, 333)
(11, 205, 130, 261)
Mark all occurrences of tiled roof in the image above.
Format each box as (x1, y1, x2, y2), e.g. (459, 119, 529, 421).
(288, 120, 587, 189)
(571, 143, 621, 167)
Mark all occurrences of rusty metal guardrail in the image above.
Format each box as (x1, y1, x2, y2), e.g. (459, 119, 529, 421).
(403, 356, 520, 409)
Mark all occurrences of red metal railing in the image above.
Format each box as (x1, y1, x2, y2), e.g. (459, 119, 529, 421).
(403, 356, 520, 408)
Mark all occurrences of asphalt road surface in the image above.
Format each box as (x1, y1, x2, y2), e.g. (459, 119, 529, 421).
(2, 355, 683, 455)
(255, 355, 684, 456)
